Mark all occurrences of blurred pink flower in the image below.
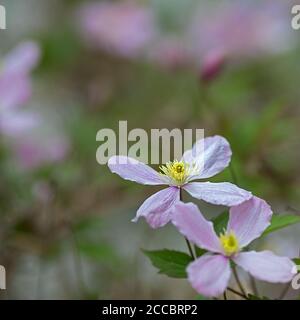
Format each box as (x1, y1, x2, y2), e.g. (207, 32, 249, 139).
(12, 134, 70, 170)
(173, 199, 295, 297)
(200, 49, 226, 83)
(0, 42, 70, 169)
(0, 41, 40, 111)
(147, 37, 189, 70)
(0, 110, 40, 137)
(0, 42, 41, 136)
(78, 1, 156, 58)
(188, 1, 294, 64)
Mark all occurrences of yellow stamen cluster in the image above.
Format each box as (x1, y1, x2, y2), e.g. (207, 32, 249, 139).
(219, 231, 239, 256)
(159, 160, 189, 185)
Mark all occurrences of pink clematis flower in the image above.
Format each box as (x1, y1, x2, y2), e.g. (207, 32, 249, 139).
(108, 135, 252, 228)
(172, 198, 296, 297)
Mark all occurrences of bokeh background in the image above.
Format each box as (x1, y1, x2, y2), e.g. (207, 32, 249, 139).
(0, 0, 300, 299)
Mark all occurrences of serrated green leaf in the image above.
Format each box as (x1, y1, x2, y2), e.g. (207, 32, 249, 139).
(143, 249, 193, 278)
(262, 214, 300, 236)
(213, 211, 229, 235)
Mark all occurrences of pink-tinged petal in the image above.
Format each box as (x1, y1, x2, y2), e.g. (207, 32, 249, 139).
(108, 156, 168, 185)
(78, 2, 155, 58)
(133, 187, 179, 228)
(187, 254, 231, 297)
(2, 42, 40, 75)
(200, 50, 226, 83)
(234, 251, 295, 283)
(0, 111, 40, 137)
(172, 202, 222, 253)
(182, 135, 232, 180)
(0, 74, 31, 110)
(183, 182, 252, 206)
(227, 197, 272, 248)
(13, 136, 69, 170)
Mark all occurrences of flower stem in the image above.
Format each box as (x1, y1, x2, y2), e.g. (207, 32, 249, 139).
(180, 188, 196, 260)
(232, 265, 247, 297)
(185, 237, 196, 260)
(229, 163, 238, 185)
(227, 287, 248, 300)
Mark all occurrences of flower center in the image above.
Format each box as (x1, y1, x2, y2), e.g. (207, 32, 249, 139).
(219, 231, 239, 256)
(159, 160, 188, 185)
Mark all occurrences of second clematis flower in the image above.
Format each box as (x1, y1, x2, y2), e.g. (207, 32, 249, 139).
(172, 198, 296, 297)
(108, 135, 251, 228)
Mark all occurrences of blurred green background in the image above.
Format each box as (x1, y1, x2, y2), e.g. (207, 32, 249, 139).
(0, 0, 300, 299)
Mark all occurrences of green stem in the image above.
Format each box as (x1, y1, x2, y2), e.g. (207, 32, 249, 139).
(229, 163, 238, 185)
(185, 237, 196, 260)
(227, 287, 248, 300)
(232, 265, 247, 297)
(180, 188, 196, 260)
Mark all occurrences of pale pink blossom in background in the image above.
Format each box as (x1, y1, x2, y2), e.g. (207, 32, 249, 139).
(0, 42, 41, 136)
(76, 0, 294, 81)
(188, 1, 294, 65)
(78, 1, 156, 58)
(12, 133, 70, 170)
(0, 41, 70, 169)
(199, 49, 226, 83)
(0, 110, 40, 137)
(0, 41, 40, 111)
(147, 37, 189, 70)
(1, 41, 40, 76)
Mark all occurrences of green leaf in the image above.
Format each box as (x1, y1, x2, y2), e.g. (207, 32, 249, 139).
(262, 214, 300, 236)
(143, 249, 193, 278)
(213, 211, 229, 235)
(293, 258, 300, 266)
(194, 246, 207, 257)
